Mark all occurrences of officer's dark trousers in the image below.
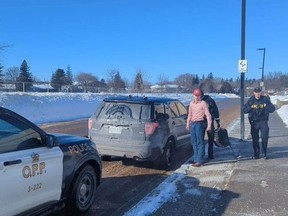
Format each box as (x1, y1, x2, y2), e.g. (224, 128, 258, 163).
(250, 120, 269, 157)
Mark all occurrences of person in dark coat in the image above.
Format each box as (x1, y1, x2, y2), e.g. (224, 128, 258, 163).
(201, 91, 220, 159)
(243, 87, 276, 159)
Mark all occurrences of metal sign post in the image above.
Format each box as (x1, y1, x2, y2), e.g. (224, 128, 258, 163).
(240, 0, 246, 141)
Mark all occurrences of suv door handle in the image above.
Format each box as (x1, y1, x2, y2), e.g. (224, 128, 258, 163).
(4, 159, 22, 166)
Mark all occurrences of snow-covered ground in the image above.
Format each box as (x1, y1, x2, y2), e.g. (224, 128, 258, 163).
(0, 92, 236, 124)
(1, 92, 288, 215)
(0, 92, 287, 126)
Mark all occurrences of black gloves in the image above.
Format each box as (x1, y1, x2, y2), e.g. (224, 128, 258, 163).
(216, 119, 220, 128)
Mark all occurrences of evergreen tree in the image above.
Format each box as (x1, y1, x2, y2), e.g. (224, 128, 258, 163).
(194, 74, 200, 85)
(16, 60, 33, 91)
(99, 78, 107, 88)
(51, 68, 66, 91)
(207, 72, 214, 79)
(66, 65, 73, 85)
(133, 71, 144, 92)
(219, 81, 233, 93)
(113, 71, 125, 91)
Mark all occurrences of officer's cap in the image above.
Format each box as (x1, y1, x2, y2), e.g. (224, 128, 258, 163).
(253, 87, 261, 93)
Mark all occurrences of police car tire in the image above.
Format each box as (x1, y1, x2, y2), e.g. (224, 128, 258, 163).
(67, 164, 97, 213)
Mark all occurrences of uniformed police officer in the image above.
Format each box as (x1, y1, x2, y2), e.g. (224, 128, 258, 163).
(201, 90, 220, 159)
(243, 87, 275, 159)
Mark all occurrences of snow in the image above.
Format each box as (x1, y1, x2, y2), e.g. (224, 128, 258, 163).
(1, 92, 288, 214)
(1, 92, 287, 126)
(0, 92, 240, 124)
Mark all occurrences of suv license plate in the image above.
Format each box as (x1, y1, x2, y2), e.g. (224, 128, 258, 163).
(109, 126, 122, 134)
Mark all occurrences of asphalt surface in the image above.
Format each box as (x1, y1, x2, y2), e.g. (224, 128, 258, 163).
(216, 111, 288, 216)
(126, 111, 288, 216)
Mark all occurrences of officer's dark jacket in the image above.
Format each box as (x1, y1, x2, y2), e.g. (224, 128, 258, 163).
(202, 95, 219, 121)
(243, 95, 275, 122)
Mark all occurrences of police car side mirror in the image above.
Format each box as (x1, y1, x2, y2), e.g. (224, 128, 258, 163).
(46, 134, 56, 148)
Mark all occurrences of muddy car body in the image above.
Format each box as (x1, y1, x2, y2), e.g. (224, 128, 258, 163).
(88, 95, 190, 168)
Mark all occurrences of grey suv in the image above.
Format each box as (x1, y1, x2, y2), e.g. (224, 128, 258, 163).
(88, 95, 190, 169)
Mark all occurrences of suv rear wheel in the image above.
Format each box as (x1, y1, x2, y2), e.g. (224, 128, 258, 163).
(154, 140, 174, 170)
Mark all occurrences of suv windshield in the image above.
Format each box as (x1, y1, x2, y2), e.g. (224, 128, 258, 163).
(96, 102, 151, 120)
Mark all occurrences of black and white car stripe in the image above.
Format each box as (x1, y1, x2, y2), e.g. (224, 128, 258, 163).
(0, 107, 102, 216)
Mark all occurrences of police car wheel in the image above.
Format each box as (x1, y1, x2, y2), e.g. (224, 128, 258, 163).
(68, 164, 97, 213)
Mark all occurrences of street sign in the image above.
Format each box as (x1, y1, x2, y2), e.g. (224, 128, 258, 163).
(238, 59, 248, 73)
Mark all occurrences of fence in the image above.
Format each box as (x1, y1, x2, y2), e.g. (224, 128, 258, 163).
(0, 81, 183, 94)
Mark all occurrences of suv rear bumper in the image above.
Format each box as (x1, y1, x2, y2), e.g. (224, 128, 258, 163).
(95, 140, 162, 162)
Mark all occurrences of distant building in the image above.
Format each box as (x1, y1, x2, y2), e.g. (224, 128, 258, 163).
(32, 83, 54, 92)
(150, 84, 180, 93)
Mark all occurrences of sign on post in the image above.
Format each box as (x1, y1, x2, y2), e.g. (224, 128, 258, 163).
(238, 59, 248, 73)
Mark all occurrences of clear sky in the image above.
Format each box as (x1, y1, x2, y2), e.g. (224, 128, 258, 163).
(0, 0, 287, 84)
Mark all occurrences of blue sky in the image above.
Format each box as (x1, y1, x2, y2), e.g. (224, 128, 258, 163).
(0, 0, 287, 84)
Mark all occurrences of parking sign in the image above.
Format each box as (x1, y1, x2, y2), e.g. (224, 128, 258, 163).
(238, 59, 248, 73)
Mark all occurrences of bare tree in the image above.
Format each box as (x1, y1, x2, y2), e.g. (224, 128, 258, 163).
(5, 67, 20, 82)
(106, 69, 125, 92)
(174, 73, 196, 92)
(0, 44, 11, 52)
(75, 72, 99, 92)
(106, 69, 118, 88)
(157, 73, 169, 94)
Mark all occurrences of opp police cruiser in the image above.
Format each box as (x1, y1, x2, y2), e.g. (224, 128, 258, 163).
(0, 107, 102, 216)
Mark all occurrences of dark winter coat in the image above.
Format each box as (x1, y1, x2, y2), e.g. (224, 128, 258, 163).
(202, 95, 220, 122)
(243, 95, 275, 122)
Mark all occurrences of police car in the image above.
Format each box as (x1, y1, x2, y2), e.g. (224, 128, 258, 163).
(0, 107, 102, 216)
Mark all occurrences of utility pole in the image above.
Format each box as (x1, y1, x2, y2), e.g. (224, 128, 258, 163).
(240, 0, 246, 141)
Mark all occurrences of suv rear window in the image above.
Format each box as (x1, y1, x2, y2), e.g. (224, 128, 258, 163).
(96, 102, 151, 120)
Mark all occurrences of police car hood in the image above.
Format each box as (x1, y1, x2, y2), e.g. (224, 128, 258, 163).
(50, 133, 91, 146)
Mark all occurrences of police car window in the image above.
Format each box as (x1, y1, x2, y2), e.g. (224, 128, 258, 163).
(0, 115, 43, 153)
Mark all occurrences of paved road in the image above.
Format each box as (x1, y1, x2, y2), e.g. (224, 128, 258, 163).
(42, 99, 288, 216)
(126, 111, 288, 216)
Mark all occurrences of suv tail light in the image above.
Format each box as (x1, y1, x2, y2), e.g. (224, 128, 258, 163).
(88, 118, 93, 130)
(145, 122, 159, 135)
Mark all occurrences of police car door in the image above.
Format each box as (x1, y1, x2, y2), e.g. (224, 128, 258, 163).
(0, 115, 63, 216)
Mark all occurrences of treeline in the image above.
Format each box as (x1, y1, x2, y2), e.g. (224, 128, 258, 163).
(0, 59, 288, 93)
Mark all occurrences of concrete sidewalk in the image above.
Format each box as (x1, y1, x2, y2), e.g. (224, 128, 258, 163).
(214, 111, 288, 216)
(131, 111, 288, 216)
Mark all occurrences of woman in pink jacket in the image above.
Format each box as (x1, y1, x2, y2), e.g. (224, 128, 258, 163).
(186, 88, 212, 167)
